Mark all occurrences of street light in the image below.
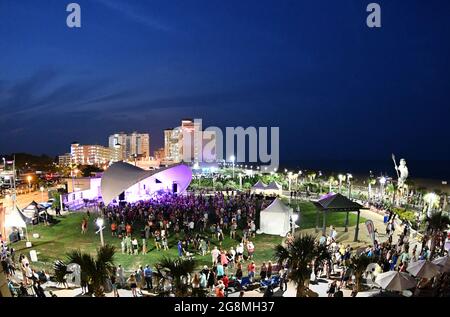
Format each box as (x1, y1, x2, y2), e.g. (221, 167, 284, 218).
(96, 218, 105, 247)
(40, 186, 45, 202)
(291, 213, 299, 235)
(338, 174, 346, 193)
(379, 176, 387, 200)
(347, 173, 353, 199)
(230, 155, 235, 179)
(27, 175, 32, 189)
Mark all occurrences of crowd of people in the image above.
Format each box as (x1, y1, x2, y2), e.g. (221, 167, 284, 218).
(1, 240, 52, 297)
(98, 191, 265, 258)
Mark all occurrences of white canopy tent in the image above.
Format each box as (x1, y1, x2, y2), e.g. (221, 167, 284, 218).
(5, 206, 30, 241)
(259, 198, 293, 236)
(251, 180, 267, 194)
(262, 181, 283, 196)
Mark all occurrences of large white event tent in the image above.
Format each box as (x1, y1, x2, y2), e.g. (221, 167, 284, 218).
(100, 162, 193, 205)
(259, 198, 293, 236)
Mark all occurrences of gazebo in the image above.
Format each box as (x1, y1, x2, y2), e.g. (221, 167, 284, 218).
(313, 193, 363, 242)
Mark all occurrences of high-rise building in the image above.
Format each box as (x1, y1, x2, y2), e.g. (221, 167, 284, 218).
(70, 143, 119, 166)
(164, 119, 216, 163)
(58, 153, 72, 166)
(108, 132, 150, 160)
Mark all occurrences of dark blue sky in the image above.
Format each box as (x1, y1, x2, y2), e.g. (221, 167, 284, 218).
(1, 0, 450, 165)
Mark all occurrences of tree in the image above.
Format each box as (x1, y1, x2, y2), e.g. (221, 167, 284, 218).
(54, 245, 115, 297)
(349, 254, 372, 292)
(274, 234, 329, 297)
(53, 260, 71, 288)
(426, 213, 450, 257)
(80, 165, 104, 177)
(155, 257, 197, 297)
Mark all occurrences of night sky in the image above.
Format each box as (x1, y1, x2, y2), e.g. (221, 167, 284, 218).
(1, 1, 450, 174)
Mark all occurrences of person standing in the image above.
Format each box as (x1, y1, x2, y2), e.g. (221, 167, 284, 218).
(127, 274, 138, 297)
(111, 274, 119, 297)
(211, 247, 220, 265)
(327, 280, 337, 297)
(144, 265, 153, 290)
(177, 240, 184, 257)
(117, 264, 125, 288)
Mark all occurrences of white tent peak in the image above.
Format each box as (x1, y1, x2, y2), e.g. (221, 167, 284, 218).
(251, 180, 267, 189)
(5, 206, 30, 228)
(266, 181, 282, 190)
(264, 198, 291, 213)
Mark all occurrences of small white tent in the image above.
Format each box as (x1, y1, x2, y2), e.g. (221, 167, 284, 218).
(4, 206, 30, 241)
(259, 198, 293, 236)
(5, 207, 29, 228)
(251, 180, 267, 194)
(263, 181, 283, 196)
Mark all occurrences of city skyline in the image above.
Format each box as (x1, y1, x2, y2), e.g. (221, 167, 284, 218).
(1, 1, 450, 162)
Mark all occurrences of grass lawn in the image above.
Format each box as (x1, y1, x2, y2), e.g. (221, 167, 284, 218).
(13, 201, 365, 273)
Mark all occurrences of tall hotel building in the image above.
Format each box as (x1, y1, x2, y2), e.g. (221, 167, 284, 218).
(108, 132, 150, 161)
(164, 119, 216, 163)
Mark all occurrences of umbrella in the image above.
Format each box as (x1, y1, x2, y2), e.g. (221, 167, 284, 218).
(366, 263, 382, 277)
(406, 260, 440, 279)
(375, 271, 417, 292)
(432, 256, 450, 273)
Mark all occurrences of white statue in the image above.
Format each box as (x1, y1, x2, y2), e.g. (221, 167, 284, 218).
(396, 158, 409, 188)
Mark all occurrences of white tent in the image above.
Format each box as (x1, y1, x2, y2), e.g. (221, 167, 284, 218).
(5, 207, 29, 228)
(4, 206, 30, 241)
(259, 198, 293, 236)
(251, 181, 267, 194)
(262, 181, 283, 196)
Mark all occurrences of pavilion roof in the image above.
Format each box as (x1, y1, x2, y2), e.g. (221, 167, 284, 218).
(313, 193, 363, 212)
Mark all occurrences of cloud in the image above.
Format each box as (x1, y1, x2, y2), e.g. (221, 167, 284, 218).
(94, 0, 171, 32)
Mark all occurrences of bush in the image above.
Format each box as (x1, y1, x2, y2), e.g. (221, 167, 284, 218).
(392, 207, 417, 227)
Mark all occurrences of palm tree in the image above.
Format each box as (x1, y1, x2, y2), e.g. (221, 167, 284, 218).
(426, 213, 450, 258)
(274, 234, 329, 297)
(349, 254, 372, 292)
(155, 256, 197, 297)
(53, 260, 71, 289)
(54, 245, 115, 297)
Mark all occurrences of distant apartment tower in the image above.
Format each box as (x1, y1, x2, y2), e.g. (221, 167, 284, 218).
(70, 143, 119, 166)
(164, 119, 216, 163)
(58, 153, 72, 166)
(108, 132, 150, 160)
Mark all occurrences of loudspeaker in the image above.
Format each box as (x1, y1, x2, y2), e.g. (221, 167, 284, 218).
(172, 183, 178, 193)
(118, 192, 125, 201)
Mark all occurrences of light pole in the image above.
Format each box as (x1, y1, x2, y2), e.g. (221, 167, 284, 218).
(291, 213, 299, 235)
(347, 173, 353, 199)
(27, 175, 32, 189)
(379, 176, 386, 201)
(96, 218, 105, 247)
(40, 186, 45, 202)
(338, 174, 346, 194)
(230, 155, 235, 179)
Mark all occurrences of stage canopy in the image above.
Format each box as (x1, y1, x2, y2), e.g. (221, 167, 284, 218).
(259, 198, 293, 236)
(101, 162, 192, 205)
